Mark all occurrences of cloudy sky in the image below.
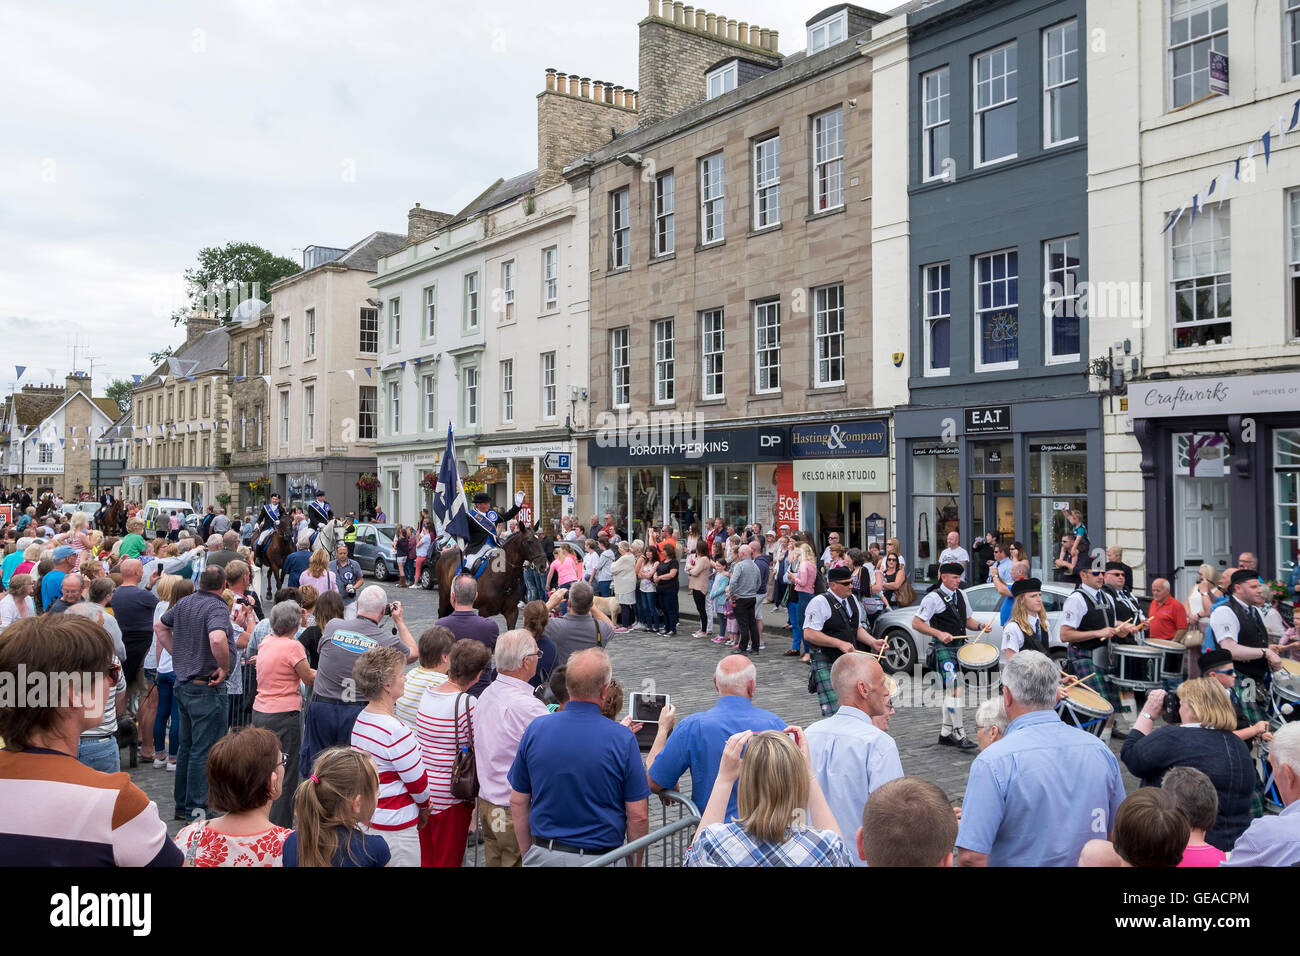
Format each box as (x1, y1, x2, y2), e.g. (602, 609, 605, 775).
(0, 0, 819, 393)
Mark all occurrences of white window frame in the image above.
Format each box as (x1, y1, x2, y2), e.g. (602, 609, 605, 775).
(1168, 0, 1229, 110)
(654, 172, 675, 257)
(254, 402, 262, 447)
(240, 342, 248, 378)
(305, 308, 316, 358)
(240, 407, 247, 449)
(280, 316, 290, 365)
(421, 373, 436, 431)
(813, 284, 846, 387)
(304, 383, 315, 443)
(542, 247, 559, 310)
(923, 262, 952, 377)
(1044, 235, 1082, 363)
(38, 442, 53, 464)
(706, 61, 738, 99)
(388, 379, 401, 435)
(258, 335, 266, 373)
(611, 327, 630, 408)
(753, 136, 781, 229)
(279, 389, 290, 446)
(700, 153, 725, 245)
(357, 387, 376, 441)
(653, 319, 675, 405)
(754, 299, 781, 394)
(610, 188, 630, 269)
(422, 285, 436, 340)
(974, 249, 1020, 372)
(922, 67, 950, 182)
(500, 359, 514, 424)
(1288, 0, 1300, 79)
(463, 272, 479, 332)
(701, 309, 724, 400)
(388, 297, 401, 350)
(808, 10, 847, 54)
(463, 365, 479, 428)
(541, 352, 557, 419)
(974, 42, 1019, 167)
(501, 260, 515, 322)
(1170, 202, 1232, 350)
(1043, 19, 1080, 147)
(1289, 189, 1300, 339)
(360, 307, 378, 353)
(813, 109, 844, 213)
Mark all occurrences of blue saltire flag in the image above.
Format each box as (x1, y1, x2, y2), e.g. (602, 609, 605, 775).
(432, 422, 470, 546)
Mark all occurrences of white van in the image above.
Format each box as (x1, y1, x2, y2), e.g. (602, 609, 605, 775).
(140, 499, 196, 539)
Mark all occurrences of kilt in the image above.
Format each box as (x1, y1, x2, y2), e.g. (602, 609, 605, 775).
(933, 640, 964, 690)
(809, 654, 838, 716)
(1065, 644, 1124, 715)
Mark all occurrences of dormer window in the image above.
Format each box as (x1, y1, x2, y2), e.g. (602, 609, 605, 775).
(707, 61, 738, 99)
(808, 10, 847, 53)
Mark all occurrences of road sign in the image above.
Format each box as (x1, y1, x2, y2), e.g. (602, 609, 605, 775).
(543, 470, 571, 483)
(543, 452, 571, 470)
(552, 484, 570, 496)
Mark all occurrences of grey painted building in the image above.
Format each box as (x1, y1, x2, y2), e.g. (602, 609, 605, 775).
(896, 0, 1102, 585)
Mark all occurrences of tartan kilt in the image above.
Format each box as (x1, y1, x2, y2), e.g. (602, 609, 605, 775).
(933, 641, 964, 690)
(809, 654, 838, 717)
(1065, 644, 1123, 714)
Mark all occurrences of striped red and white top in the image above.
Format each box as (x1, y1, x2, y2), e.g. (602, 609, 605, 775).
(350, 711, 430, 831)
(417, 688, 474, 814)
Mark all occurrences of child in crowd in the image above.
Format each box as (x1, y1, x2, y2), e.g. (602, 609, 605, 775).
(709, 559, 731, 645)
(283, 747, 390, 867)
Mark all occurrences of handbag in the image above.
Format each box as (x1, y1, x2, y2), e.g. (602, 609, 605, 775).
(894, 578, 917, 608)
(449, 692, 479, 801)
(917, 512, 930, 560)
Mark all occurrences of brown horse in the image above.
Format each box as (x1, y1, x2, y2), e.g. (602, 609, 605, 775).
(255, 511, 294, 598)
(33, 493, 55, 520)
(434, 525, 547, 630)
(97, 499, 123, 534)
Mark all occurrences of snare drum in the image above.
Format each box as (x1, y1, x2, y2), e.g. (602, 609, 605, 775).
(1057, 684, 1113, 737)
(1143, 637, 1187, 682)
(1269, 676, 1300, 724)
(1111, 643, 1164, 690)
(1276, 658, 1300, 679)
(957, 641, 999, 673)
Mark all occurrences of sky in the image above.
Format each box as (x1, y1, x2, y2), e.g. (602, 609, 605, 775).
(0, 0, 820, 393)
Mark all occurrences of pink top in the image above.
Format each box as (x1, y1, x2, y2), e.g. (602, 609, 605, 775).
(472, 674, 549, 806)
(1177, 842, 1227, 867)
(795, 560, 817, 595)
(254, 635, 307, 714)
(549, 555, 580, 587)
(299, 569, 337, 595)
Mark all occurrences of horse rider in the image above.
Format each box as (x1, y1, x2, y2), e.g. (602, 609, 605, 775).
(255, 492, 285, 562)
(307, 489, 333, 530)
(94, 488, 115, 529)
(460, 490, 525, 574)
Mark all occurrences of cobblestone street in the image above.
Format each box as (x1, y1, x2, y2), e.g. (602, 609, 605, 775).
(130, 577, 1141, 838)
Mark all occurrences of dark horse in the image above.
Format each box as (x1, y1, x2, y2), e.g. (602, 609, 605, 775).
(255, 511, 294, 598)
(33, 493, 56, 520)
(434, 525, 547, 630)
(97, 499, 123, 534)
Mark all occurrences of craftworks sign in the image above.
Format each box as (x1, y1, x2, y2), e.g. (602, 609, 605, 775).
(1130, 371, 1300, 418)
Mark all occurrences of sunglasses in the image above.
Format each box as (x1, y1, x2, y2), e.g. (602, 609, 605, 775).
(1210, 667, 1235, 677)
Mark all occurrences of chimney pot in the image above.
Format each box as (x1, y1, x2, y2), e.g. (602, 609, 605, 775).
(694, 7, 705, 29)
(545, 68, 557, 91)
(648, 0, 657, 16)
(760, 27, 770, 49)
(568, 75, 580, 95)
(738, 21, 748, 44)
(555, 71, 568, 92)
(613, 85, 625, 108)
(706, 11, 716, 32)
(769, 29, 778, 51)
(683, 5, 694, 28)
(715, 16, 726, 36)
(629, 90, 637, 110)
(580, 77, 590, 98)
(727, 18, 737, 40)
(672, 2, 683, 25)
(660, 0, 671, 19)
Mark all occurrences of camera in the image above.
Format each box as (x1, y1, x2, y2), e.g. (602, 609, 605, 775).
(1161, 690, 1181, 725)
(234, 595, 254, 607)
(384, 603, 396, 617)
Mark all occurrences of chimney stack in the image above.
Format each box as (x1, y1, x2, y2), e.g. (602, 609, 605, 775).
(64, 372, 92, 397)
(185, 312, 220, 347)
(537, 66, 639, 190)
(407, 203, 452, 243)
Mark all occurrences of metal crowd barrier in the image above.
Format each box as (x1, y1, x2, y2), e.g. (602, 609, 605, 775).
(225, 659, 259, 730)
(584, 791, 701, 867)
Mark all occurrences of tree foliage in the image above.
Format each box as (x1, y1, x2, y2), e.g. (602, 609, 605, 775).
(105, 378, 134, 414)
(171, 242, 300, 325)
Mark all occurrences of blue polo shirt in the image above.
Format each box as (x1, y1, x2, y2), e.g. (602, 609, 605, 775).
(508, 701, 649, 851)
(956, 708, 1125, 866)
(40, 569, 66, 611)
(648, 695, 785, 821)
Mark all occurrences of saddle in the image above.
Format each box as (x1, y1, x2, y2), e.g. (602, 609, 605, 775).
(463, 547, 499, 579)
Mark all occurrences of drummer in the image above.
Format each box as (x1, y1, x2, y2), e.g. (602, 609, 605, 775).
(1001, 578, 1050, 659)
(1210, 569, 1285, 710)
(1103, 561, 1146, 725)
(801, 565, 885, 717)
(912, 561, 986, 751)
(1059, 565, 1125, 738)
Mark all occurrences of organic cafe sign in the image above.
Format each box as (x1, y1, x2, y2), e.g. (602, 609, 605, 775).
(791, 420, 888, 459)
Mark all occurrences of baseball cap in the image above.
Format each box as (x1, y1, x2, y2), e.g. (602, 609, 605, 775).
(53, 545, 76, 561)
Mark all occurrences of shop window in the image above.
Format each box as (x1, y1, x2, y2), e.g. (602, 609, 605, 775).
(910, 442, 961, 580)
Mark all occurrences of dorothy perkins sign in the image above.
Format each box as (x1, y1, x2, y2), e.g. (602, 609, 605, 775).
(1129, 371, 1300, 418)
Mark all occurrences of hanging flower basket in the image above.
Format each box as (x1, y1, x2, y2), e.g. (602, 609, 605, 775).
(462, 479, 485, 495)
(419, 472, 438, 492)
(248, 476, 271, 494)
(356, 472, 380, 492)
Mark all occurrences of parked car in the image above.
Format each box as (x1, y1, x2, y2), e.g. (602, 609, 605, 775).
(352, 523, 397, 581)
(870, 581, 1073, 675)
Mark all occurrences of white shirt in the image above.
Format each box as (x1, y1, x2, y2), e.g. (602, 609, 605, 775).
(915, 585, 970, 626)
(0, 594, 34, 629)
(1210, 597, 1261, 645)
(938, 546, 970, 567)
(803, 592, 857, 634)
(806, 705, 903, 867)
(1001, 618, 1044, 654)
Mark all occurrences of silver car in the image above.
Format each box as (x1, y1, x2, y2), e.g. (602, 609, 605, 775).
(871, 581, 1074, 675)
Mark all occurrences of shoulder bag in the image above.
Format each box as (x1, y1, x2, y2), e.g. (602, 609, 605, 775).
(449, 692, 479, 802)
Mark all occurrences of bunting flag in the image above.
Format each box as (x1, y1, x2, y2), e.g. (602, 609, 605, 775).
(345, 370, 355, 381)
(14, 366, 25, 380)
(400, 360, 407, 370)
(1263, 129, 1273, 167)
(363, 367, 371, 377)
(132, 374, 142, 386)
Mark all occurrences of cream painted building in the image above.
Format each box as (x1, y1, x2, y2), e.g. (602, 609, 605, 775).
(1089, 0, 1300, 589)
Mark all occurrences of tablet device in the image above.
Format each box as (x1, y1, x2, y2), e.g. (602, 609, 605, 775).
(628, 692, 669, 750)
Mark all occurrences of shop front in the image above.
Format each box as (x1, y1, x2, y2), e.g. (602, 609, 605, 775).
(790, 419, 892, 553)
(894, 396, 1103, 585)
(270, 455, 379, 520)
(587, 423, 789, 542)
(1130, 369, 1300, 591)
(475, 438, 577, 535)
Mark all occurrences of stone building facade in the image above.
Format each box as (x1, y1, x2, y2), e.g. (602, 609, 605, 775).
(226, 308, 272, 515)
